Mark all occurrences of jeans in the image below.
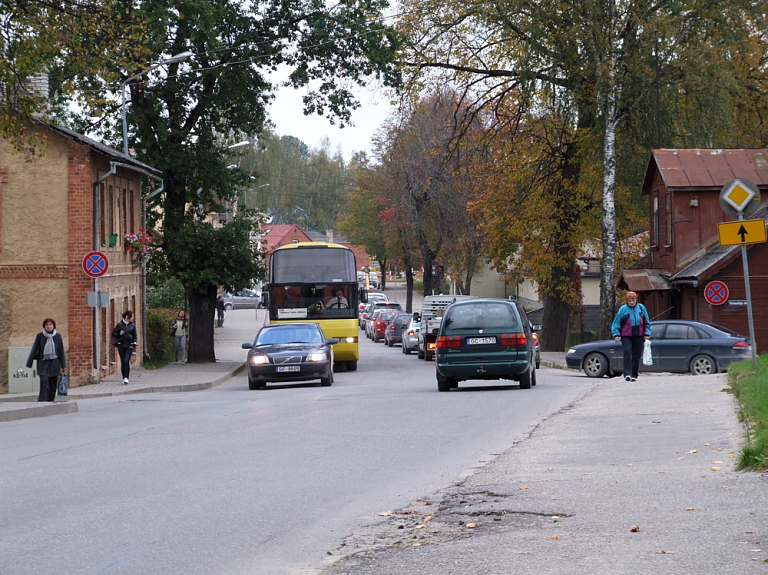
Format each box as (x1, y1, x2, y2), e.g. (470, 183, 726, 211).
(175, 335, 187, 362)
(117, 345, 134, 380)
(217, 310, 224, 327)
(621, 336, 645, 378)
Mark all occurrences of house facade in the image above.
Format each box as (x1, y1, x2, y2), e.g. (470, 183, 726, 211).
(0, 122, 161, 393)
(618, 149, 768, 353)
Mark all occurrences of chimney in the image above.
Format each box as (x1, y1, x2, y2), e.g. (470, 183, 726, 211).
(19, 73, 50, 116)
(326, 229, 334, 243)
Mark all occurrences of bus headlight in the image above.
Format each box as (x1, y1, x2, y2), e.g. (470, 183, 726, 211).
(344, 337, 357, 343)
(249, 354, 270, 365)
(306, 351, 328, 362)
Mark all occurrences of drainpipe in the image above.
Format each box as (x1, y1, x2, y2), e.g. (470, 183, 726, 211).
(92, 162, 118, 382)
(141, 180, 164, 360)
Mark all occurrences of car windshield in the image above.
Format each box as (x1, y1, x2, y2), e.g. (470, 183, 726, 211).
(256, 327, 323, 345)
(443, 302, 518, 330)
(379, 312, 395, 322)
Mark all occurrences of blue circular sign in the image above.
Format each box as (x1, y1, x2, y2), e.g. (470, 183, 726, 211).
(82, 251, 109, 278)
(704, 281, 728, 305)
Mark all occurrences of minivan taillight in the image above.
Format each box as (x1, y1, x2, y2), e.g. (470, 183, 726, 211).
(437, 335, 462, 348)
(501, 333, 527, 346)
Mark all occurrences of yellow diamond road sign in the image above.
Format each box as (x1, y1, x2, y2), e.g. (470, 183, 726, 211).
(722, 181, 756, 212)
(718, 219, 767, 246)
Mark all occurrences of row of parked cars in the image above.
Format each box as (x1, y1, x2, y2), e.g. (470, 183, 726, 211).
(359, 294, 542, 392)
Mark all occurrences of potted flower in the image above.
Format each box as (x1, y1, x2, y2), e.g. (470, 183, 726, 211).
(124, 229, 153, 263)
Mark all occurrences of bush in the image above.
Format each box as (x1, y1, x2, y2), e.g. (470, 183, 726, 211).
(146, 308, 179, 367)
(147, 278, 186, 309)
(728, 354, 768, 470)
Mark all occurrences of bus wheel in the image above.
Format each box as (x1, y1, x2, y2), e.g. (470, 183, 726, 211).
(346, 361, 358, 371)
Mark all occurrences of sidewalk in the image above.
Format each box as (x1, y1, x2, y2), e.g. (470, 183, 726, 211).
(0, 307, 265, 422)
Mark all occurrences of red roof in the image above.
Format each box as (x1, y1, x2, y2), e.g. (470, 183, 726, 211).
(260, 224, 312, 252)
(642, 149, 768, 193)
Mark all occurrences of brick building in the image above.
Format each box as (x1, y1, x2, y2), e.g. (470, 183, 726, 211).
(0, 121, 161, 393)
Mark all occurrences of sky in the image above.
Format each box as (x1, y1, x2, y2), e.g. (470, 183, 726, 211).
(265, 80, 395, 162)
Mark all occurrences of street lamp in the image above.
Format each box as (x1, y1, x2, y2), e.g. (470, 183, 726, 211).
(121, 50, 193, 156)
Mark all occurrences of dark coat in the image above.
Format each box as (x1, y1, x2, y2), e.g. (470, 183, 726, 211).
(26, 332, 67, 377)
(112, 321, 138, 348)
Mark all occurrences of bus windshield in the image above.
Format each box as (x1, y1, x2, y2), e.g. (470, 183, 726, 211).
(271, 247, 356, 283)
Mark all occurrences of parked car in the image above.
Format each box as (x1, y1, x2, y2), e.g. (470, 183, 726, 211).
(358, 291, 388, 318)
(384, 312, 413, 347)
(435, 299, 540, 392)
(565, 319, 752, 377)
(401, 317, 421, 355)
(532, 331, 541, 369)
(363, 301, 403, 331)
(241, 323, 338, 389)
(222, 288, 261, 310)
(366, 309, 383, 339)
(373, 310, 397, 343)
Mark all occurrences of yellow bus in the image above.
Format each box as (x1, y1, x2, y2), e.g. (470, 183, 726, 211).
(264, 242, 367, 370)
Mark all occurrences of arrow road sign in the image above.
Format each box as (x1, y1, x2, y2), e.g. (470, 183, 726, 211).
(82, 251, 109, 278)
(718, 219, 767, 247)
(704, 281, 729, 306)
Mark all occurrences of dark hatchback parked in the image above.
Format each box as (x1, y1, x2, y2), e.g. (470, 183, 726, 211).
(241, 323, 338, 389)
(435, 299, 540, 392)
(565, 319, 752, 377)
(384, 312, 413, 347)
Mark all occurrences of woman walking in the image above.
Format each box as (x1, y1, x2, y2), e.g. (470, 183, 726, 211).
(172, 310, 188, 364)
(26, 318, 67, 402)
(611, 292, 651, 382)
(112, 310, 138, 384)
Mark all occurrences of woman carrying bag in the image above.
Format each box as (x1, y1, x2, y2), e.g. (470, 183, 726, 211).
(26, 318, 67, 402)
(611, 291, 651, 382)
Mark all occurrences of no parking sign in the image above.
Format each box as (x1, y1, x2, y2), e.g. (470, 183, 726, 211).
(704, 280, 729, 306)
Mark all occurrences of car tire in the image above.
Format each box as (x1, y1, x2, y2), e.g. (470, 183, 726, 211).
(417, 346, 425, 359)
(387, 337, 393, 347)
(583, 352, 609, 378)
(690, 354, 716, 375)
(373, 333, 380, 343)
(346, 361, 358, 371)
(531, 365, 538, 386)
(520, 365, 533, 389)
(225, 303, 233, 311)
(436, 372, 452, 392)
(425, 350, 434, 361)
(404, 345, 411, 355)
(320, 371, 333, 386)
(248, 377, 259, 390)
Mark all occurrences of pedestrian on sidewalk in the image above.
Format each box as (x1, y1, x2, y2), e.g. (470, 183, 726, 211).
(612, 291, 650, 382)
(26, 318, 67, 402)
(112, 311, 138, 384)
(172, 310, 188, 363)
(216, 294, 226, 327)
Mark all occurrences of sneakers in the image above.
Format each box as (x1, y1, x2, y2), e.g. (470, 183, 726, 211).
(625, 376, 631, 381)
(631, 377, 637, 382)
(123, 378, 129, 385)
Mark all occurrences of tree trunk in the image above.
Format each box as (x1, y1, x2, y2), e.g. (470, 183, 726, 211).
(598, 110, 619, 340)
(540, 260, 575, 352)
(405, 270, 414, 313)
(188, 285, 217, 362)
(379, 258, 387, 290)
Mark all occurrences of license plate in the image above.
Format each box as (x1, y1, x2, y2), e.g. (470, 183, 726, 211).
(467, 337, 496, 345)
(277, 365, 301, 372)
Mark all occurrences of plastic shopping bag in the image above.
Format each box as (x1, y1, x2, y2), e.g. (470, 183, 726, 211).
(642, 340, 653, 366)
(57, 373, 69, 396)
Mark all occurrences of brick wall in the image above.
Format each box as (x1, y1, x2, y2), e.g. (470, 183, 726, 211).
(67, 141, 94, 385)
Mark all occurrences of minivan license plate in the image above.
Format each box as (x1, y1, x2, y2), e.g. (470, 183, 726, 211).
(467, 337, 496, 345)
(277, 366, 301, 372)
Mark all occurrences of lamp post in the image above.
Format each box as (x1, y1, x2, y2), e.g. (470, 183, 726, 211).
(121, 50, 193, 156)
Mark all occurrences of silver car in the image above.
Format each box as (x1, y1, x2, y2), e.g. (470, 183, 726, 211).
(401, 317, 420, 355)
(222, 288, 261, 310)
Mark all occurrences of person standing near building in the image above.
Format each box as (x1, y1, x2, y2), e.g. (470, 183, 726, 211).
(112, 311, 138, 384)
(611, 291, 651, 382)
(216, 294, 226, 327)
(172, 310, 188, 364)
(26, 318, 66, 402)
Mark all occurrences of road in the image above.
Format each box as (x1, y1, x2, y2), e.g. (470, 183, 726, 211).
(0, 311, 594, 575)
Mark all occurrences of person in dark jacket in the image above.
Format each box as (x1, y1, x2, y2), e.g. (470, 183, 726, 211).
(611, 291, 651, 382)
(26, 318, 67, 402)
(112, 310, 138, 384)
(216, 294, 226, 327)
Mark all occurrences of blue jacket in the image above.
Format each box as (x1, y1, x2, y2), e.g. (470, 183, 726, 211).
(612, 303, 650, 338)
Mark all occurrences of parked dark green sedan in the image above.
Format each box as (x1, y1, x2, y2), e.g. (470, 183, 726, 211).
(435, 299, 540, 392)
(565, 320, 751, 377)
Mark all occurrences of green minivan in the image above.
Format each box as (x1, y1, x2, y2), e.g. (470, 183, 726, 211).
(435, 299, 540, 392)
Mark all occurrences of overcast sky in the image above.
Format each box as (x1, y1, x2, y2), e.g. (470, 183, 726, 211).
(266, 80, 394, 162)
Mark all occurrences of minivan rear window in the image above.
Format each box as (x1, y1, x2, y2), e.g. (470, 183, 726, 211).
(443, 302, 518, 330)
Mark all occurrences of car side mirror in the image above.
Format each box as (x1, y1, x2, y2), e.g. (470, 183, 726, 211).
(241, 342, 253, 349)
(432, 328, 439, 335)
(413, 312, 421, 321)
(359, 288, 368, 304)
(532, 324, 542, 332)
(326, 338, 340, 345)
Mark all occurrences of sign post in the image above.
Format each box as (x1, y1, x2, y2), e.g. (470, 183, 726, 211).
(719, 179, 761, 367)
(83, 252, 109, 381)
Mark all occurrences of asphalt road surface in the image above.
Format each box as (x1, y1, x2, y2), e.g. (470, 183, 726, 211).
(0, 326, 594, 575)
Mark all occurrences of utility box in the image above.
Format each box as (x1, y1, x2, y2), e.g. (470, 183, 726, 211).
(8, 347, 39, 394)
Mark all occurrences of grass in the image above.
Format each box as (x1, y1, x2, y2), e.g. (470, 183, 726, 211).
(728, 354, 768, 470)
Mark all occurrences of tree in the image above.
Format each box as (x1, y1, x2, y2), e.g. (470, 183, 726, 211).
(48, 0, 401, 361)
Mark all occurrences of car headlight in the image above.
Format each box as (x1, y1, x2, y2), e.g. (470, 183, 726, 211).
(306, 351, 328, 362)
(567, 348, 576, 355)
(249, 354, 270, 365)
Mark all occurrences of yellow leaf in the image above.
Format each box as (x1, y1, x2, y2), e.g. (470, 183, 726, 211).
(378, 511, 393, 516)
(685, 507, 695, 511)
(711, 466, 721, 471)
(704, 443, 710, 446)
(424, 515, 434, 522)
(630, 525, 640, 532)
(414, 524, 425, 529)
(547, 467, 554, 471)
(678, 457, 685, 460)
(551, 535, 561, 540)
(466, 523, 476, 529)
(519, 485, 529, 490)
(686, 449, 698, 454)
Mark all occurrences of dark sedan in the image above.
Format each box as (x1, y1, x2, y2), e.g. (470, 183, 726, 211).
(565, 320, 751, 377)
(242, 323, 338, 389)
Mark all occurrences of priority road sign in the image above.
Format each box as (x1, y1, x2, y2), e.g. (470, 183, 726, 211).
(717, 219, 767, 246)
(719, 179, 761, 218)
(704, 281, 729, 306)
(82, 251, 109, 278)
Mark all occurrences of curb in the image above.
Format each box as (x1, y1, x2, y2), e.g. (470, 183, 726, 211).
(540, 360, 577, 372)
(0, 401, 79, 423)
